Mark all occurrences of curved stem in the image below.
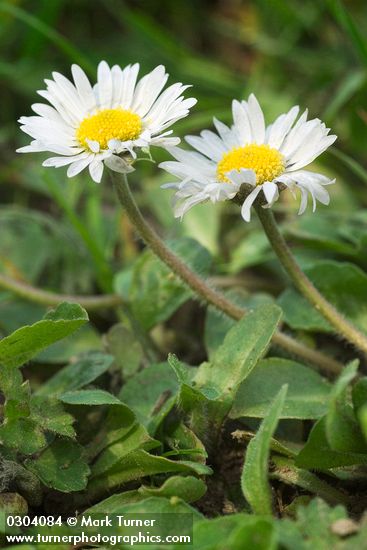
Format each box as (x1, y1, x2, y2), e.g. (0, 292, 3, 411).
(112, 173, 342, 376)
(255, 203, 367, 356)
(0, 273, 123, 311)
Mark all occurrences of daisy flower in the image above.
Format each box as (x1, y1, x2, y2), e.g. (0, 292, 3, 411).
(160, 94, 336, 221)
(17, 61, 197, 183)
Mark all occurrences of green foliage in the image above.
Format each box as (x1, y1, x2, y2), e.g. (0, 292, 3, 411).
(137, 475, 207, 502)
(36, 351, 114, 396)
(25, 439, 90, 492)
(241, 386, 287, 515)
(231, 358, 331, 420)
(0, 302, 88, 368)
(114, 238, 211, 329)
(279, 261, 367, 334)
(2, 0, 367, 542)
(169, 304, 281, 448)
(119, 362, 179, 433)
(296, 362, 367, 470)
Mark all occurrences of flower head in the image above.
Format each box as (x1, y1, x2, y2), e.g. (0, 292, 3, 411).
(17, 61, 197, 182)
(160, 94, 336, 221)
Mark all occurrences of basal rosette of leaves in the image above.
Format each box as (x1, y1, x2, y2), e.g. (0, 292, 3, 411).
(2, 1, 367, 548)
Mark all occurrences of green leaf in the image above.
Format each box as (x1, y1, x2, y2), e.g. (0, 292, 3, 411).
(278, 498, 350, 550)
(36, 351, 114, 396)
(195, 304, 282, 400)
(0, 297, 45, 334)
(86, 449, 212, 501)
(114, 238, 211, 329)
(90, 423, 160, 478)
(241, 385, 287, 515)
(138, 475, 207, 503)
(278, 289, 331, 332)
(325, 361, 366, 453)
(193, 514, 276, 550)
(0, 302, 88, 368)
(0, 417, 47, 455)
(106, 494, 203, 520)
(296, 417, 367, 470)
(59, 389, 123, 406)
(0, 366, 30, 418)
(225, 518, 277, 550)
(204, 290, 274, 358)
(30, 396, 75, 438)
(119, 362, 179, 433)
(164, 422, 207, 463)
(352, 377, 367, 441)
(228, 230, 271, 272)
(168, 354, 232, 451)
(87, 403, 137, 459)
(231, 358, 331, 420)
(181, 201, 220, 255)
(284, 213, 360, 257)
(36, 325, 102, 364)
(168, 305, 281, 450)
(25, 439, 90, 492)
(279, 261, 367, 334)
(82, 490, 144, 514)
(104, 323, 143, 379)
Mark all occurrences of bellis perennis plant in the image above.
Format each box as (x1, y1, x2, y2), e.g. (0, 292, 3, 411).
(160, 94, 337, 221)
(17, 61, 197, 183)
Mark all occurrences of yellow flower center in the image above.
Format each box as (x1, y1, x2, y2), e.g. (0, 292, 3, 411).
(76, 109, 142, 150)
(217, 144, 285, 185)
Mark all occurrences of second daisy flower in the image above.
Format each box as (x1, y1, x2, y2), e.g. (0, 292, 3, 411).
(160, 94, 336, 221)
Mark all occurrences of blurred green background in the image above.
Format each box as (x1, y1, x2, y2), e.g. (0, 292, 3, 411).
(0, 0, 367, 341)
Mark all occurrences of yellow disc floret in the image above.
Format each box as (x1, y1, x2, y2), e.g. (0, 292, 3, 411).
(217, 144, 285, 185)
(76, 109, 142, 150)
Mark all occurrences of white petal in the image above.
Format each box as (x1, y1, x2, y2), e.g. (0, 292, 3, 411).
(31, 103, 68, 125)
(49, 73, 85, 119)
(132, 65, 168, 117)
(67, 156, 92, 177)
(150, 135, 180, 147)
(86, 139, 100, 153)
(37, 89, 77, 126)
(119, 63, 140, 109)
(89, 159, 104, 183)
(111, 65, 123, 108)
(262, 181, 279, 205)
(71, 64, 96, 113)
(298, 187, 308, 215)
(97, 60, 113, 109)
(43, 152, 90, 167)
(232, 100, 252, 144)
(213, 117, 239, 149)
(227, 168, 256, 187)
(266, 106, 299, 149)
(185, 130, 226, 161)
(247, 94, 265, 143)
(241, 186, 262, 222)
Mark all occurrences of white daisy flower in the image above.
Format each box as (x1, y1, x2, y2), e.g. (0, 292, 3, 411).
(160, 94, 336, 221)
(17, 61, 197, 183)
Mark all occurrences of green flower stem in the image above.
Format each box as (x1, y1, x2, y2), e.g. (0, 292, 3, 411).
(255, 203, 367, 356)
(0, 273, 123, 311)
(113, 173, 342, 376)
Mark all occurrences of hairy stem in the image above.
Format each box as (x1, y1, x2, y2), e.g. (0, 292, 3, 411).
(0, 273, 122, 311)
(112, 173, 342, 376)
(255, 203, 367, 356)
